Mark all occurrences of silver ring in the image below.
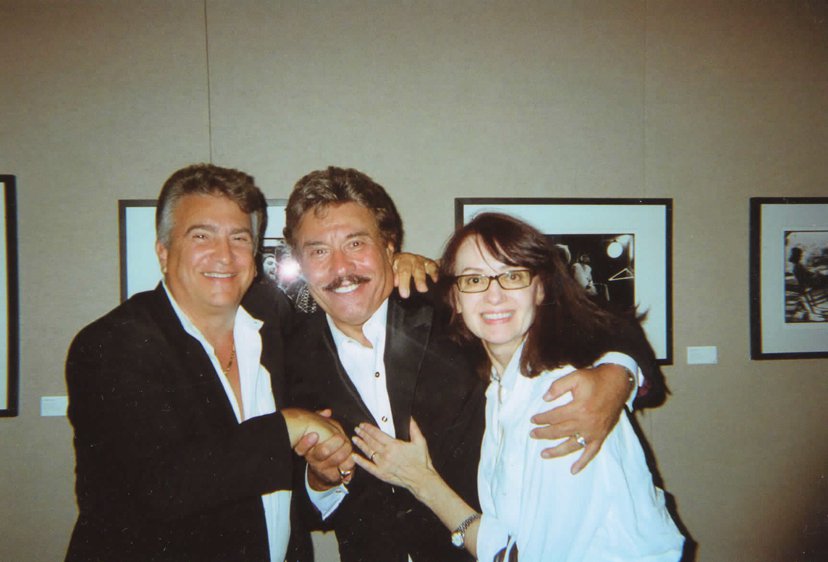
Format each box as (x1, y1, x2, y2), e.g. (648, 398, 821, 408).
(370, 451, 378, 462)
(573, 433, 587, 448)
(338, 467, 352, 479)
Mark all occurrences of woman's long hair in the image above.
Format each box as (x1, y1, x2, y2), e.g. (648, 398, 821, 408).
(439, 212, 630, 379)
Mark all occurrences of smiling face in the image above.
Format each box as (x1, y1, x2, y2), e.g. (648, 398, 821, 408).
(452, 235, 544, 371)
(156, 193, 256, 325)
(294, 202, 395, 342)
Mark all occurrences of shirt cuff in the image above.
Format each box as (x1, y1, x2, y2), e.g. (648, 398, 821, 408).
(594, 352, 640, 410)
(305, 465, 348, 520)
(475, 513, 514, 562)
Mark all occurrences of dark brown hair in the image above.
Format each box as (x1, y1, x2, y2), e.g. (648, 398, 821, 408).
(156, 163, 268, 250)
(283, 166, 403, 251)
(439, 212, 627, 379)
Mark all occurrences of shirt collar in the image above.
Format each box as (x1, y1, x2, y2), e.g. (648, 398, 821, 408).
(494, 340, 526, 391)
(327, 298, 389, 350)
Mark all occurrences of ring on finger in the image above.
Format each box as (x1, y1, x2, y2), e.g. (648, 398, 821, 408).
(370, 451, 378, 462)
(573, 433, 587, 448)
(338, 467, 352, 479)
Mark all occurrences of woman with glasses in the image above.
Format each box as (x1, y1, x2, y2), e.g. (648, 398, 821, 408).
(352, 212, 683, 561)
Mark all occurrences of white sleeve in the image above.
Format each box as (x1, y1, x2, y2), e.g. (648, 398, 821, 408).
(475, 513, 516, 562)
(594, 351, 640, 410)
(305, 465, 348, 519)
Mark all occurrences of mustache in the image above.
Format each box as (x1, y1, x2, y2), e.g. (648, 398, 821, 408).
(323, 275, 371, 292)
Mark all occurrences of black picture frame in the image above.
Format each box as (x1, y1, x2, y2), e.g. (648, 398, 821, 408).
(0, 175, 19, 417)
(118, 199, 288, 301)
(749, 197, 828, 359)
(456, 197, 673, 365)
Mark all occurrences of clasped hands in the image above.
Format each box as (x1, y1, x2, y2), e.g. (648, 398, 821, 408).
(284, 408, 355, 489)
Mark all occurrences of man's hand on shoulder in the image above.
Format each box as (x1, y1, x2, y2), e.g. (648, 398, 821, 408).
(393, 252, 439, 298)
(530, 364, 633, 474)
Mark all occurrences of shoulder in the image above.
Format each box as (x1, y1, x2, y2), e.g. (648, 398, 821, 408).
(73, 290, 159, 339)
(67, 288, 175, 363)
(388, 289, 447, 328)
(242, 281, 295, 329)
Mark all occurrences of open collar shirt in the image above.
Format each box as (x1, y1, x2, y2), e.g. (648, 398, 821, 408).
(326, 298, 397, 437)
(164, 284, 290, 562)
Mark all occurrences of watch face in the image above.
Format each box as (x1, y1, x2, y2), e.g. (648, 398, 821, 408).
(451, 531, 463, 548)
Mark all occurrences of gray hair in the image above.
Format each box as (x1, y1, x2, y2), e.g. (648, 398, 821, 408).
(156, 163, 267, 249)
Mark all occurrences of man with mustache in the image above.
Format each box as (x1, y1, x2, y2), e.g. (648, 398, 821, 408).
(282, 167, 657, 561)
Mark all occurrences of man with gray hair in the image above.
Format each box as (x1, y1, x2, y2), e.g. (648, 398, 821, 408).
(65, 163, 349, 561)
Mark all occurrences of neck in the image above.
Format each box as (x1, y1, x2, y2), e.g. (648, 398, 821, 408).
(484, 338, 524, 378)
(183, 307, 237, 348)
(333, 319, 372, 348)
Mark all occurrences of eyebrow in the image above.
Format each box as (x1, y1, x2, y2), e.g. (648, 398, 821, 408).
(457, 265, 523, 275)
(184, 224, 253, 237)
(301, 230, 372, 250)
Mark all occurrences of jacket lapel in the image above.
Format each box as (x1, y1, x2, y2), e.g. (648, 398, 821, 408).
(146, 284, 239, 428)
(317, 316, 377, 424)
(384, 294, 433, 441)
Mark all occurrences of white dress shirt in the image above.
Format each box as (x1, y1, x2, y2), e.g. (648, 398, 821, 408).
(475, 341, 684, 561)
(307, 299, 394, 518)
(165, 285, 291, 562)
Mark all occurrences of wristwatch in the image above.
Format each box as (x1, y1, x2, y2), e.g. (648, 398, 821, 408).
(450, 513, 481, 549)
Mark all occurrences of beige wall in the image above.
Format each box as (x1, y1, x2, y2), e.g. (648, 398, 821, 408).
(1, 1, 826, 560)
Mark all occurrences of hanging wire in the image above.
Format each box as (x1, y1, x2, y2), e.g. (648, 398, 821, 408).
(203, 0, 213, 163)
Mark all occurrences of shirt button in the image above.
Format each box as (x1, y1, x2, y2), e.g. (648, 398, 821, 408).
(374, 371, 381, 378)
(382, 416, 388, 422)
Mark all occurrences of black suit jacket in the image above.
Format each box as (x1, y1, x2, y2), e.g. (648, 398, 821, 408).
(65, 284, 296, 562)
(286, 292, 486, 562)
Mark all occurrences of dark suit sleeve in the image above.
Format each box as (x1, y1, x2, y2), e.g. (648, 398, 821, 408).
(604, 315, 666, 408)
(66, 319, 294, 523)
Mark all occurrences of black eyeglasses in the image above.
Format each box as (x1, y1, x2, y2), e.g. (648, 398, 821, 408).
(454, 270, 534, 293)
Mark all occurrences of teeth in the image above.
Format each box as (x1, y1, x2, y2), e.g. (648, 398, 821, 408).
(333, 283, 359, 294)
(204, 272, 233, 279)
(483, 312, 512, 320)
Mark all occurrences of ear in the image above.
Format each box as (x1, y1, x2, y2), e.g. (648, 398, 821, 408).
(156, 241, 168, 275)
(386, 241, 395, 260)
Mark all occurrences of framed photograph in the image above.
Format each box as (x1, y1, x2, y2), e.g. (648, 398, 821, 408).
(750, 197, 828, 359)
(456, 198, 673, 364)
(0, 175, 19, 417)
(119, 199, 292, 301)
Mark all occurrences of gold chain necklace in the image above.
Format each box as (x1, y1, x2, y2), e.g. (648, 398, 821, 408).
(222, 344, 236, 376)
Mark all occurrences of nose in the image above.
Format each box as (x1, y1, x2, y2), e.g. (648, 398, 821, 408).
(214, 236, 233, 263)
(484, 278, 506, 304)
(330, 248, 353, 276)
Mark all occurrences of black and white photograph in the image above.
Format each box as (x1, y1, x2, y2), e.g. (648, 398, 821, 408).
(750, 197, 828, 359)
(547, 233, 636, 309)
(784, 230, 828, 323)
(457, 198, 673, 364)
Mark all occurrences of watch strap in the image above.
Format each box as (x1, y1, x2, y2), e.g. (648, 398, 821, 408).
(451, 512, 481, 549)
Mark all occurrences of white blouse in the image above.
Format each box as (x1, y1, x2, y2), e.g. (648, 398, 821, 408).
(475, 343, 684, 561)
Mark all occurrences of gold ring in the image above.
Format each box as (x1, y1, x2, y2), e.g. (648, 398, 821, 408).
(338, 467, 352, 479)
